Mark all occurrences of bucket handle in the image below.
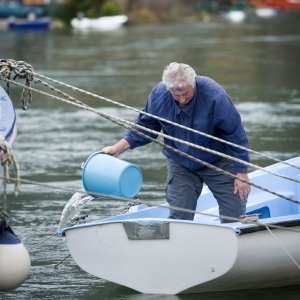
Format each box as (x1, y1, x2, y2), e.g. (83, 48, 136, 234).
(81, 151, 109, 169)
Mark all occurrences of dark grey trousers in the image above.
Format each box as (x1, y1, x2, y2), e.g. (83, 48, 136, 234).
(166, 157, 247, 223)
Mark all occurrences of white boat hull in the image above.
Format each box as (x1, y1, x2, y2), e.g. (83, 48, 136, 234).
(65, 218, 300, 294)
(60, 156, 300, 294)
(71, 15, 128, 31)
(66, 221, 238, 294)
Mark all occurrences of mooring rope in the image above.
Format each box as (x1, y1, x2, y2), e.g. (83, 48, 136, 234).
(0, 58, 299, 171)
(1, 58, 300, 186)
(1, 76, 299, 206)
(265, 225, 300, 271)
(33, 73, 300, 171)
(1, 59, 300, 188)
(1, 174, 300, 234)
(2, 75, 300, 189)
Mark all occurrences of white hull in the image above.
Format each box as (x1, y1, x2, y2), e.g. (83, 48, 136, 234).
(65, 218, 300, 294)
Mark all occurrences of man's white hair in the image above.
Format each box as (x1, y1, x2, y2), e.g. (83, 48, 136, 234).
(162, 62, 196, 90)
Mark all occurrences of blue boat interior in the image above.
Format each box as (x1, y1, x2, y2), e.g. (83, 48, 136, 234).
(100, 157, 300, 224)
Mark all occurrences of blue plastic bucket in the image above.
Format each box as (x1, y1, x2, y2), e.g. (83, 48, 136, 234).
(82, 152, 142, 198)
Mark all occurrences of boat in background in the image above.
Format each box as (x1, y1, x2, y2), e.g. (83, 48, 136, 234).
(71, 14, 128, 31)
(254, 7, 277, 17)
(224, 10, 246, 23)
(58, 156, 300, 295)
(7, 15, 51, 30)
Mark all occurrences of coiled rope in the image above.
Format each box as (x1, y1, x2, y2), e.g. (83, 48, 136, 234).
(0, 59, 34, 110)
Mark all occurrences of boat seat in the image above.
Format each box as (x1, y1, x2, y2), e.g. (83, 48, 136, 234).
(246, 190, 297, 219)
(246, 206, 271, 219)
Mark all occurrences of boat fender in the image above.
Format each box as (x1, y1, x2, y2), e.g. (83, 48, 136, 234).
(0, 220, 31, 291)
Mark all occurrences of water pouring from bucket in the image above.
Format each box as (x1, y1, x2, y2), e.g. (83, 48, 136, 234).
(81, 152, 143, 199)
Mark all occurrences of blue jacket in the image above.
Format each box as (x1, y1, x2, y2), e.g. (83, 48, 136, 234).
(124, 76, 250, 173)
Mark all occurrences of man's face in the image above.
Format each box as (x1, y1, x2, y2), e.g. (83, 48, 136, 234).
(169, 85, 195, 107)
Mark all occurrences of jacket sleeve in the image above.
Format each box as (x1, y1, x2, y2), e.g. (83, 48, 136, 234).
(124, 93, 162, 149)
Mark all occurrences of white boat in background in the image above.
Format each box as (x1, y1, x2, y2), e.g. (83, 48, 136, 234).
(255, 7, 277, 18)
(58, 156, 300, 295)
(71, 14, 128, 31)
(224, 10, 246, 23)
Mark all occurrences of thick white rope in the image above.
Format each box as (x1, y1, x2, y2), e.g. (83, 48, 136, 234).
(5, 79, 300, 190)
(2, 78, 300, 204)
(33, 72, 300, 170)
(1, 174, 300, 234)
(1, 58, 299, 170)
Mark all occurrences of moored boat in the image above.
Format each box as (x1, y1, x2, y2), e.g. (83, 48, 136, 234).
(58, 156, 300, 294)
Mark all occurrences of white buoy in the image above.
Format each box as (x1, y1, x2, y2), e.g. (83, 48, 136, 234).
(0, 222, 31, 291)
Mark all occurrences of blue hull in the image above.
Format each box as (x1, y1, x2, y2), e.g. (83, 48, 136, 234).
(8, 18, 50, 30)
(0, 85, 16, 142)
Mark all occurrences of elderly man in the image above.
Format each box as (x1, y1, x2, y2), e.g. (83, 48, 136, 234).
(102, 62, 250, 222)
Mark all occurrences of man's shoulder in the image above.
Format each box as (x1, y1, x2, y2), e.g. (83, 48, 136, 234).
(149, 82, 170, 105)
(196, 76, 228, 101)
(196, 76, 222, 90)
(151, 82, 168, 96)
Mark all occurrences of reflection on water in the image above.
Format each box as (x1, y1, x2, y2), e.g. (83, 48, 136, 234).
(0, 12, 300, 300)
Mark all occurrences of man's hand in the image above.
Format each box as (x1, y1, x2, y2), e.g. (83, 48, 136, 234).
(101, 139, 130, 157)
(234, 173, 250, 200)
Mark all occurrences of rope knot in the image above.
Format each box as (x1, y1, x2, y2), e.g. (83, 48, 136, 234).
(0, 59, 35, 110)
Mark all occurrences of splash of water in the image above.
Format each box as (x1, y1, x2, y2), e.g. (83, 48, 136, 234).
(59, 191, 93, 229)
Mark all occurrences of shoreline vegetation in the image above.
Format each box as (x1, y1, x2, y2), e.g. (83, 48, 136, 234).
(50, 0, 299, 27)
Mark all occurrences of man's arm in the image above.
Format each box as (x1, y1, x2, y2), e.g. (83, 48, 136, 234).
(102, 138, 130, 157)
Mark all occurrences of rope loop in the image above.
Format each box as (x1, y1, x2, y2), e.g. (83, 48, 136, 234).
(0, 59, 34, 110)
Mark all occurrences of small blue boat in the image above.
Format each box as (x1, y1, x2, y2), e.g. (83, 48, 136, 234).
(7, 17, 51, 30)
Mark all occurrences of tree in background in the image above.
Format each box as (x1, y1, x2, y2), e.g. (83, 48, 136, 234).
(55, 0, 123, 23)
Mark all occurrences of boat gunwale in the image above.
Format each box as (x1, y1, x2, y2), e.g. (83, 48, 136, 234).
(57, 213, 300, 237)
